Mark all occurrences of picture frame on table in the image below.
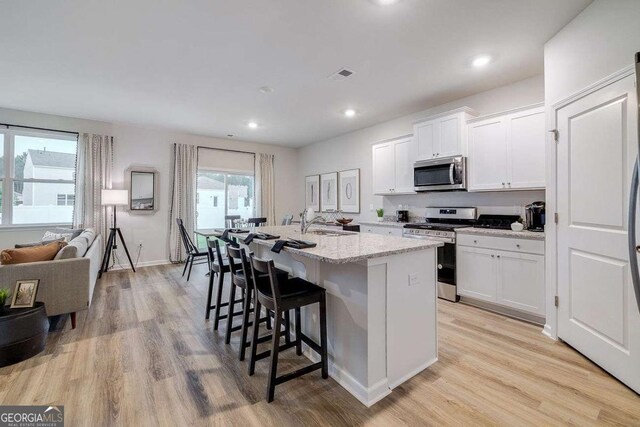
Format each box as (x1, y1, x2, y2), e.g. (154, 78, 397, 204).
(305, 175, 321, 212)
(320, 172, 338, 212)
(338, 169, 360, 214)
(10, 279, 39, 309)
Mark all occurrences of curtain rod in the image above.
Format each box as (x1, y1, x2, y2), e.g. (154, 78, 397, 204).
(196, 145, 256, 156)
(0, 123, 79, 136)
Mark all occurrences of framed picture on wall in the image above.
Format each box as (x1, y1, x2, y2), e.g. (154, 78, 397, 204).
(338, 169, 360, 213)
(320, 172, 338, 212)
(305, 175, 321, 212)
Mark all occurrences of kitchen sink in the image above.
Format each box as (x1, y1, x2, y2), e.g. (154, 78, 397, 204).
(304, 229, 357, 237)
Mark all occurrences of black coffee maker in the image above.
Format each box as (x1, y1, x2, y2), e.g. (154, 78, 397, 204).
(525, 201, 546, 232)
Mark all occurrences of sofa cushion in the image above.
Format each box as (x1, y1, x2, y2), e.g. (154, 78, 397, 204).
(78, 229, 96, 247)
(1, 241, 68, 265)
(54, 242, 80, 260)
(52, 227, 84, 240)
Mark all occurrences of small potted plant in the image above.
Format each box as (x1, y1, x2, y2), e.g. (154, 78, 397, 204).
(376, 208, 384, 222)
(0, 288, 9, 314)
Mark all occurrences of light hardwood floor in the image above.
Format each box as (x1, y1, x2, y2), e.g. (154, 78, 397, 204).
(1, 263, 639, 426)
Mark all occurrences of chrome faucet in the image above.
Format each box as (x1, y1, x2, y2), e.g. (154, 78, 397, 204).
(300, 207, 325, 234)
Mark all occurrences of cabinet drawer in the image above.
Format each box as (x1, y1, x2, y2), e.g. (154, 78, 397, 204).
(456, 233, 544, 255)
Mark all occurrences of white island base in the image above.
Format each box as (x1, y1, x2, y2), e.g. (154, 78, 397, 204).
(248, 242, 438, 407)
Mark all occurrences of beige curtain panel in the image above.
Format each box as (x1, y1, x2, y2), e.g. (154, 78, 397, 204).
(168, 143, 198, 262)
(73, 133, 114, 245)
(256, 153, 276, 226)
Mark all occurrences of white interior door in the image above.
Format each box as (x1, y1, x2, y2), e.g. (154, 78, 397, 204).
(556, 73, 640, 394)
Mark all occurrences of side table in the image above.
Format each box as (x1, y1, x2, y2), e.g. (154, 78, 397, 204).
(0, 302, 49, 368)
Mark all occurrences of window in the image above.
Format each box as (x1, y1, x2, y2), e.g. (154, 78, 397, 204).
(56, 194, 74, 206)
(213, 196, 218, 207)
(0, 129, 78, 225)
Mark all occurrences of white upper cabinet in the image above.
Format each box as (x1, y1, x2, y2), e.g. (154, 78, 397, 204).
(413, 108, 476, 161)
(507, 108, 546, 189)
(468, 117, 508, 190)
(468, 104, 545, 191)
(372, 136, 416, 195)
(372, 142, 395, 195)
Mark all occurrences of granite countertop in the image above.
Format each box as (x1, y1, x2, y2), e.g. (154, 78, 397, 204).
(456, 227, 545, 241)
(228, 225, 442, 264)
(358, 220, 408, 228)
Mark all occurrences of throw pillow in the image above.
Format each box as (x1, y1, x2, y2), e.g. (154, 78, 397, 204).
(42, 231, 73, 243)
(1, 241, 68, 265)
(53, 227, 84, 240)
(15, 239, 62, 249)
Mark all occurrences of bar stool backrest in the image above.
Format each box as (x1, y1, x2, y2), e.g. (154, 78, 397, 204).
(248, 217, 267, 226)
(249, 255, 282, 306)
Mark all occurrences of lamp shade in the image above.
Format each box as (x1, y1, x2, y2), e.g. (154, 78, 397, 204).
(102, 189, 129, 206)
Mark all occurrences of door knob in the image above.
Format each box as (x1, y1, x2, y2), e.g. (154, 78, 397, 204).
(636, 245, 640, 253)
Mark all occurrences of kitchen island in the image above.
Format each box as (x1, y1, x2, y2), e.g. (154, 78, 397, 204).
(229, 225, 443, 406)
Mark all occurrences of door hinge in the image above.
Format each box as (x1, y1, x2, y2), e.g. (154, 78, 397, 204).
(550, 129, 559, 143)
(554, 295, 559, 307)
(554, 212, 559, 224)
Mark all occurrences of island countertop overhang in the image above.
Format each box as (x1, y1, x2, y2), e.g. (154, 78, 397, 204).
(227, 225, 443, 264)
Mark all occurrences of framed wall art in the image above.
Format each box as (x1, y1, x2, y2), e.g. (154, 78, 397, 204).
(320, 172, 338, 212)
(305, 175, 320, 212)
(338, 169, 360, 214)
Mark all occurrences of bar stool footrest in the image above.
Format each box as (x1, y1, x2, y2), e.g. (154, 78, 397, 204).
(300, 333, 322, 354)
(254, 341, 297, 362)
(275, 362, 323, 386)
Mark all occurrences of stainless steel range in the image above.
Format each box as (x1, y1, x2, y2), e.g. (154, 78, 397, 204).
(403, 207, 477, 302)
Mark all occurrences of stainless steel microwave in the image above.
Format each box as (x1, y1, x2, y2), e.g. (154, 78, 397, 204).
(414, 156, 467, 191)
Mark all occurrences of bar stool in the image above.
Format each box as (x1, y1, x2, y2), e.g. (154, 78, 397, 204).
(226, 246, 289, 360)
(225, 215, 241, 228)
(206, 239, 242, 330)
(248, 255, 328, 402)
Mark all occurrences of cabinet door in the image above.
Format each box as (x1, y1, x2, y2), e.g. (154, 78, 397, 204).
(393, 137, 416, 193)
(468, 118, 508, 191)
(497, 251, 545, 315)
(456, 246, 497, 302)
(372, 142, 395, 195)
(507, 108, 545, 189)
(414, 121, 437, 161)
(438, 115, 462, 157)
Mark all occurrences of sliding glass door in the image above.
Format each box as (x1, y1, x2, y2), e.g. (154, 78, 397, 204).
(196, 171, 255, 229)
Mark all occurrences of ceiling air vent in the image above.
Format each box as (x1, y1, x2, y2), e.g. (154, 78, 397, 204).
(328, 68, 356, 81)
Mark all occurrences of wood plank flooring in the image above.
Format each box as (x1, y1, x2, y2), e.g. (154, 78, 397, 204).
(1, 263, 639, 426)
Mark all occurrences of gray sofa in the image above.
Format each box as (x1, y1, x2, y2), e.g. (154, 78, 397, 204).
(0, 229, 102, 328)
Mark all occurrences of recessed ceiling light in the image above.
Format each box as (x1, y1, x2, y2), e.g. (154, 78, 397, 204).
(259, 86, 274, 94)
(372, 0, 400, 5)
(472, 55, 492, 68)
(248, 122, 258, 129)
(344, 109, 356, 118)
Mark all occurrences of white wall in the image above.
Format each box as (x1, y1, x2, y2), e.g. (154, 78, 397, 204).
(0, 107, 300, 265)
(298, 75, 546, 222)
(544, 0, 640, 105)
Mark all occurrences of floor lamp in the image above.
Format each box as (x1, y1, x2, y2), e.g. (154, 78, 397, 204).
(99, 189, 136, 277)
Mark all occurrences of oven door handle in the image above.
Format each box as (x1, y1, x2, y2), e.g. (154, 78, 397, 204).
(449, 163, 455, 185)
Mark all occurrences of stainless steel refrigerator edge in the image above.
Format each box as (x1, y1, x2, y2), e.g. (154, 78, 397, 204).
(628, 52, 640, 315)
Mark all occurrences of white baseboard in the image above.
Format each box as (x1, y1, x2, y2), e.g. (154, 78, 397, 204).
(542, 323, 556, 340)
(303, 348, 391, 407)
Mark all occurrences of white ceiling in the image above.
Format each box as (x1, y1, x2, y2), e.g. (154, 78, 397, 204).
(0, 0, 591, 147)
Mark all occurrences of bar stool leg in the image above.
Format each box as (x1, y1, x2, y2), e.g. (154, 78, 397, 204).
(319, 294, 328, 379)
(186, 256, 194, 281)
(266, 309, 283, 403)
(239, 288, 252, 361)
(295, 307, 302, 356)
(205, 271, 215, 320)
(248, 300, 262, 376)
(213, 270, 225, 331)
(284, 310, 291, 344)
(225, 283, 237, 344)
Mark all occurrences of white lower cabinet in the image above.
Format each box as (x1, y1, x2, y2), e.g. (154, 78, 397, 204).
(361, 224, 403, 237)
(457, 235, 545, 317)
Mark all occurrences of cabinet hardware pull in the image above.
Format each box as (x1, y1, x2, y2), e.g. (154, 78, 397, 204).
(516, 244, 520, 248)
(491, 254, 495, 258)
(502, 182, 505, 186)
